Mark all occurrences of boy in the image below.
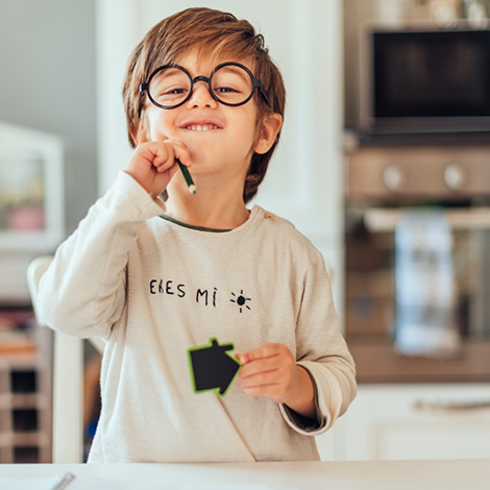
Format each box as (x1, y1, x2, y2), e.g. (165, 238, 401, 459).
(39, 7, 356, 463)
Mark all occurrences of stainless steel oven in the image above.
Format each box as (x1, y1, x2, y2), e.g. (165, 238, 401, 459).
(345, 144, 490, 348)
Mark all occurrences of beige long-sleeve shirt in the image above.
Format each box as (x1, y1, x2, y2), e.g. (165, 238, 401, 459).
(39, 171, 356, 463)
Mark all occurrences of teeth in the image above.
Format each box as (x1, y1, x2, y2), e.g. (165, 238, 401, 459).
(185, 125, 219, 131)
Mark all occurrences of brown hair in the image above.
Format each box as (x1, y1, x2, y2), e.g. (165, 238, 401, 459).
(122, 7, 286, 203)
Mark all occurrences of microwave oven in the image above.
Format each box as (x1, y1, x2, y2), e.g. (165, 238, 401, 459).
(360, 25, 490, 134)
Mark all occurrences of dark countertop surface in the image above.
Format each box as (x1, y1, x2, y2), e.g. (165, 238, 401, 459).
(348, 338, 490, 384)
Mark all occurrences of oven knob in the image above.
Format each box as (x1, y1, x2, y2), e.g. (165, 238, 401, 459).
(444, 164, 465, 190)
(383, 165, 404, 191)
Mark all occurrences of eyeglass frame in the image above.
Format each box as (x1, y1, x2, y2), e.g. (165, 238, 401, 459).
(138, 61, 271, 115)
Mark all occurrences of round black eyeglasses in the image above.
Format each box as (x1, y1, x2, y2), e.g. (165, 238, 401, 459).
(139, 62, 270, 114)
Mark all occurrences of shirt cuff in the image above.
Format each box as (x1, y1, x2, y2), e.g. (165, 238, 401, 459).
(279, 367, 326, 434)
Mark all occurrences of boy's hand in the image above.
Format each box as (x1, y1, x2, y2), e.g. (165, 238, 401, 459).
(125, 140, 191, 198)
(236, 343, 316, 418)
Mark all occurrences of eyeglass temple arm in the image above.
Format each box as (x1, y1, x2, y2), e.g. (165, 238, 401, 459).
(137, 83, 149, 118)
(255, 80, 271, 107)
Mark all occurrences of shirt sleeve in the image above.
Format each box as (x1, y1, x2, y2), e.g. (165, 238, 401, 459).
(278, 251, 357, 436)
(38, 171, 165, 340)
(281, 371, 323, 432)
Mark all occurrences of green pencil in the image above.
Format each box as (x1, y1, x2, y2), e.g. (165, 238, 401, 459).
(177, 159, 196, 194)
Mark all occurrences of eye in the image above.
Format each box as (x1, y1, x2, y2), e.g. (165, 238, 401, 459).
(161, 87, 187, 96)
(164, 87, 188, 95)
(214, 86, 238, 94)
(151, 84, 189, 103)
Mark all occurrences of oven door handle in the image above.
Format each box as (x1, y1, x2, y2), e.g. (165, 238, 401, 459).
(364, 208, 490, 232)
(414, 399, 490, 411)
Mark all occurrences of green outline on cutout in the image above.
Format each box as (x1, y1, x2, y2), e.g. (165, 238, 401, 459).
(187, 338, 242, 398)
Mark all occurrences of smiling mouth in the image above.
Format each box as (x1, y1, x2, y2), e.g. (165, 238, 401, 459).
(183, 124, 221, 131)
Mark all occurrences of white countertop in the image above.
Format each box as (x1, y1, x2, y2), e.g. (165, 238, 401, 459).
(1, 459, 490, 490)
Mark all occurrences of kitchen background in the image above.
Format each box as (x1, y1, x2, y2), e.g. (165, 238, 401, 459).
(1, 0, 490, 464)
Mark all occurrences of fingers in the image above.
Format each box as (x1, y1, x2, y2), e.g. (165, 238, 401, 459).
(237, 343, 284, 366)
(145, 140, 190, 172)
(239, 351, 283, 378)
(125, 139, 191, 198)
(242, 383, 285, 401)
(135, 140, 191, 172)
(163, 139, 192, 167)
(237, 343, 298, 403)
(239, 365, 296, 403)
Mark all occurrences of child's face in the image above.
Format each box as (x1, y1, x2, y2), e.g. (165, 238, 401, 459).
(136, 51, 281, 181)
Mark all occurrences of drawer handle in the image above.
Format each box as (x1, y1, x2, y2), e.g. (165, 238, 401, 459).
(415, 400, 490, 411)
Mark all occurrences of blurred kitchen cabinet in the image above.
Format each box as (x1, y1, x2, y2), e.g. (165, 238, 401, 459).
(0, 312, 53, 463)
(345, 384, 490, 461)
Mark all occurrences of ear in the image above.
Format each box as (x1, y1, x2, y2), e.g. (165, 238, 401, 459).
(131, 118, 150, 146)
(253, 113, 283, 155)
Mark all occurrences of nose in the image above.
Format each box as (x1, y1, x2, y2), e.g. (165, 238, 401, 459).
(187, 80, 218, 109)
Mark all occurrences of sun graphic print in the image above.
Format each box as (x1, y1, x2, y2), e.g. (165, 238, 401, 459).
(230, 290, 252, 313)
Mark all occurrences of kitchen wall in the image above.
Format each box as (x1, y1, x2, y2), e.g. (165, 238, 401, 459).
(0, 0, 97, 235)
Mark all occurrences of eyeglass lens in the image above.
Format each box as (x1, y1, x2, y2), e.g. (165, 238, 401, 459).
(148, 65, 254, 108)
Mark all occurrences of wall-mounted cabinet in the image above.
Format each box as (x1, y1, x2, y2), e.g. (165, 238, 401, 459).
(0, 120, 64, 253)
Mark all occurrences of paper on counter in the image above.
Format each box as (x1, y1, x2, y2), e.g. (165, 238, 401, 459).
(0, 471, 297, 490)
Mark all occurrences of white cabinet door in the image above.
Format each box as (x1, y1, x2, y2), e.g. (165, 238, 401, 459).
(346, 384, 490, 461)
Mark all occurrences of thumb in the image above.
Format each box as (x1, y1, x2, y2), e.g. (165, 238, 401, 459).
(235, 353, 250, 365)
